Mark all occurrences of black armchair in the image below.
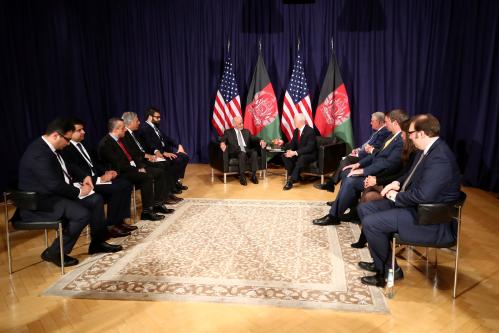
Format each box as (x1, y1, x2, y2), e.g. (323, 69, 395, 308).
(299, 136, 347, 184)
(3, 191, 66, 274)
(390, 191, 467, 298)
(209, 140, 267, 183)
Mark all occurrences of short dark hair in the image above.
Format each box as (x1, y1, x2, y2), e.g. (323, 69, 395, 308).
(107, 117, 124, 132)
(45, 117, 75, 135)
(145, 107, 160, 118)
(387, 108, 409, 125)
(71, 117, 85, 128)
(413, 114, 440, 137)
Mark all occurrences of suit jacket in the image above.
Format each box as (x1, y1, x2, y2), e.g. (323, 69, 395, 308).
(18, 137, 83, 211)
(122, 131, 149, 163)
(358, 126, 391, 159)
(283, 125, 317, 157)
(61, 142, 106, 183)
(395, 138, 461, 207)
(358, 132, 403, 176)
(139, 122, 178, 154)
(221, 128, 260, 155)
(98, 134, 145, 174)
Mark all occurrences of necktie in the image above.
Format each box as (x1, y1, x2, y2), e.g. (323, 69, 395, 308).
(153, 125, 166, 147)
(381, 133, 397, 150)
(236, 129, 246, 152)
(130, 132, 145, 152)
(117, 138, 133, 162)
(297, 129, 301, 144)
(400, 152, 425, 191)
(54, 152, 72, 184)
(76, 143, 95, 175)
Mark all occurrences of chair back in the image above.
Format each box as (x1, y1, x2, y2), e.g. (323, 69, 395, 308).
(9, 191, 39, 211)
(417, 191, 466, 225)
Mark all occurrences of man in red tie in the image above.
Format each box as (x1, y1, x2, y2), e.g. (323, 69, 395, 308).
(98, 118, 171, 221)
(277, 113, 317, 190)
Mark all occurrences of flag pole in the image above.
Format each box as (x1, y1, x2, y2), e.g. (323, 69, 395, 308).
(227, 38, 230, 53)
(331, 37, 334, 53)
(258, 38, 262, 53)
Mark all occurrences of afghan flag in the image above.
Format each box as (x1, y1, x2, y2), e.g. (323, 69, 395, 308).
(244, 52, 281, 143)
(313, 53, 354, 151)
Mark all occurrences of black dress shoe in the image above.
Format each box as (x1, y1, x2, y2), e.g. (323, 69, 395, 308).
(239, 176, 247, 186)
(251, 175, 259, 184)
(88, 241, 123, 254)
(172, 188, 182, 194)
(169, 194, 184, 203)
(153, 205, 175, 214)
(326, 201, 334, 206)
(108, 226, 131, 238)
(313, 183, 333, 191)
(339, 211, 359, 222)
(351, 232, 367, 248)
(119, 223, 138, 231)
(41, 249, 79, 267)
(176, 182, 188, 190)
(361, 273, 386, 287)
(283, 181, 293, 190)
(358, 261, 377, 272)
(312, 214, 340, 226)
(141, 211, 165, 221)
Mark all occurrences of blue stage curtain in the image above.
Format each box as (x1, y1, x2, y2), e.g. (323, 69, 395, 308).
(0, 0, 498, 191)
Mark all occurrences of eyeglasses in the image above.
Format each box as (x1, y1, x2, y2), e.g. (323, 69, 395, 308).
(57, 132, 71, 143)
(408, 130, 417, 135)
(152, 115, 161, 119)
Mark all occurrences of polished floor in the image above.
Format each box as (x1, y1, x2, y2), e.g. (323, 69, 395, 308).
(1, 164, 498, 332)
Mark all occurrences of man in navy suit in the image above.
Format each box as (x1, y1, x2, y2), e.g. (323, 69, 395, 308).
(356, 114, 461, 287)
(220, 116, 267, 186)
(315, 111, 390, 192)
(18, 118, 122, 267)
(139, 107, 189, 191)
(313, 109, 408, 226)
(61, 118, 136, 238)
(280, 113, 317, 190)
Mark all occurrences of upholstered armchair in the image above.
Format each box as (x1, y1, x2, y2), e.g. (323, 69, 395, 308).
(209, 139, 267, 183)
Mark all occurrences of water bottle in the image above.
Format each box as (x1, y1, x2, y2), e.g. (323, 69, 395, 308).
(385, 268, 394, 298)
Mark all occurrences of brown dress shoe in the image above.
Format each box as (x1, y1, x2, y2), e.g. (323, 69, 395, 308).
(108, 226, 131, 238)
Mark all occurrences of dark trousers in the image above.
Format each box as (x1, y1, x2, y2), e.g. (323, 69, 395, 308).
(282, 154, 317, 181)
(357, 199, 456, 274)
(120, 168, 167, 209)
(328, 155, 360, 185)
(95, 178, 133, 226)
(168, 152, 189, 180)
(230, 149, 258, 177)
(145, 160, 176, 195)
(329, 170, 365, 217)
(20, 193, 107, 255)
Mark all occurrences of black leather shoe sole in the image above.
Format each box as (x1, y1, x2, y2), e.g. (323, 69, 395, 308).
(358, 261, 377, 272)
(283, 182, 293, 190)
(361, 275, 386, 287)
(313, 183, 328, 190)
(351, 241, 367, 249)
(312, 215, 340, 226)
(141, 212, 165, 221)
(153, 206, 175, 214)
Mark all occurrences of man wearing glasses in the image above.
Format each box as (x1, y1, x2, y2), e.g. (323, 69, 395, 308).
(18, 118, 122, 268)
(139, 107, 189, 191)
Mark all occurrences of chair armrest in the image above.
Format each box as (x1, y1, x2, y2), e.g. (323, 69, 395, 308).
(209, 140, 229, 172)
(321, 141, 347, 174)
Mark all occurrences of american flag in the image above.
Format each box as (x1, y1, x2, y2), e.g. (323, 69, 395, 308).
(212, 55, 242, 135)
(281, 52, 313, 140)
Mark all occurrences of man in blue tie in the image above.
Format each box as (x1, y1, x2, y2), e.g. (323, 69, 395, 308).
(356, 114, 461, 287)
(312, 109, 408, 226)
(315, 111, 390, 192)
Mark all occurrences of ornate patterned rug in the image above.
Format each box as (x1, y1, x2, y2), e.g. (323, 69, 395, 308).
(44, 199, 388, 313)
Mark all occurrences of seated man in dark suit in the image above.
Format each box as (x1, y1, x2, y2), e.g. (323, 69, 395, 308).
(356, 114, 461, 287)
(18, 118, 122, 267)
(121, 111, 182, 204)
(98, 118, 171, 221)
(219, 116, 267, 185)
(313, 109, 408, 226)
(139, 107, 189, 191)
(61, 118, 136, 238)
(278, 113, 317, 190)
(315, 111, 390, 192)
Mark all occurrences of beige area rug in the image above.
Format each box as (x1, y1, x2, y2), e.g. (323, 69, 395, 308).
(44, 199, 388, 313)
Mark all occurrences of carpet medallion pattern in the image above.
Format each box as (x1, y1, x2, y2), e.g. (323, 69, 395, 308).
(45, 199, 388, 312)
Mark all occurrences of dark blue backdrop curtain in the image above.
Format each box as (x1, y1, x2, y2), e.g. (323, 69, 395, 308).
(1, 0, 498, 192)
